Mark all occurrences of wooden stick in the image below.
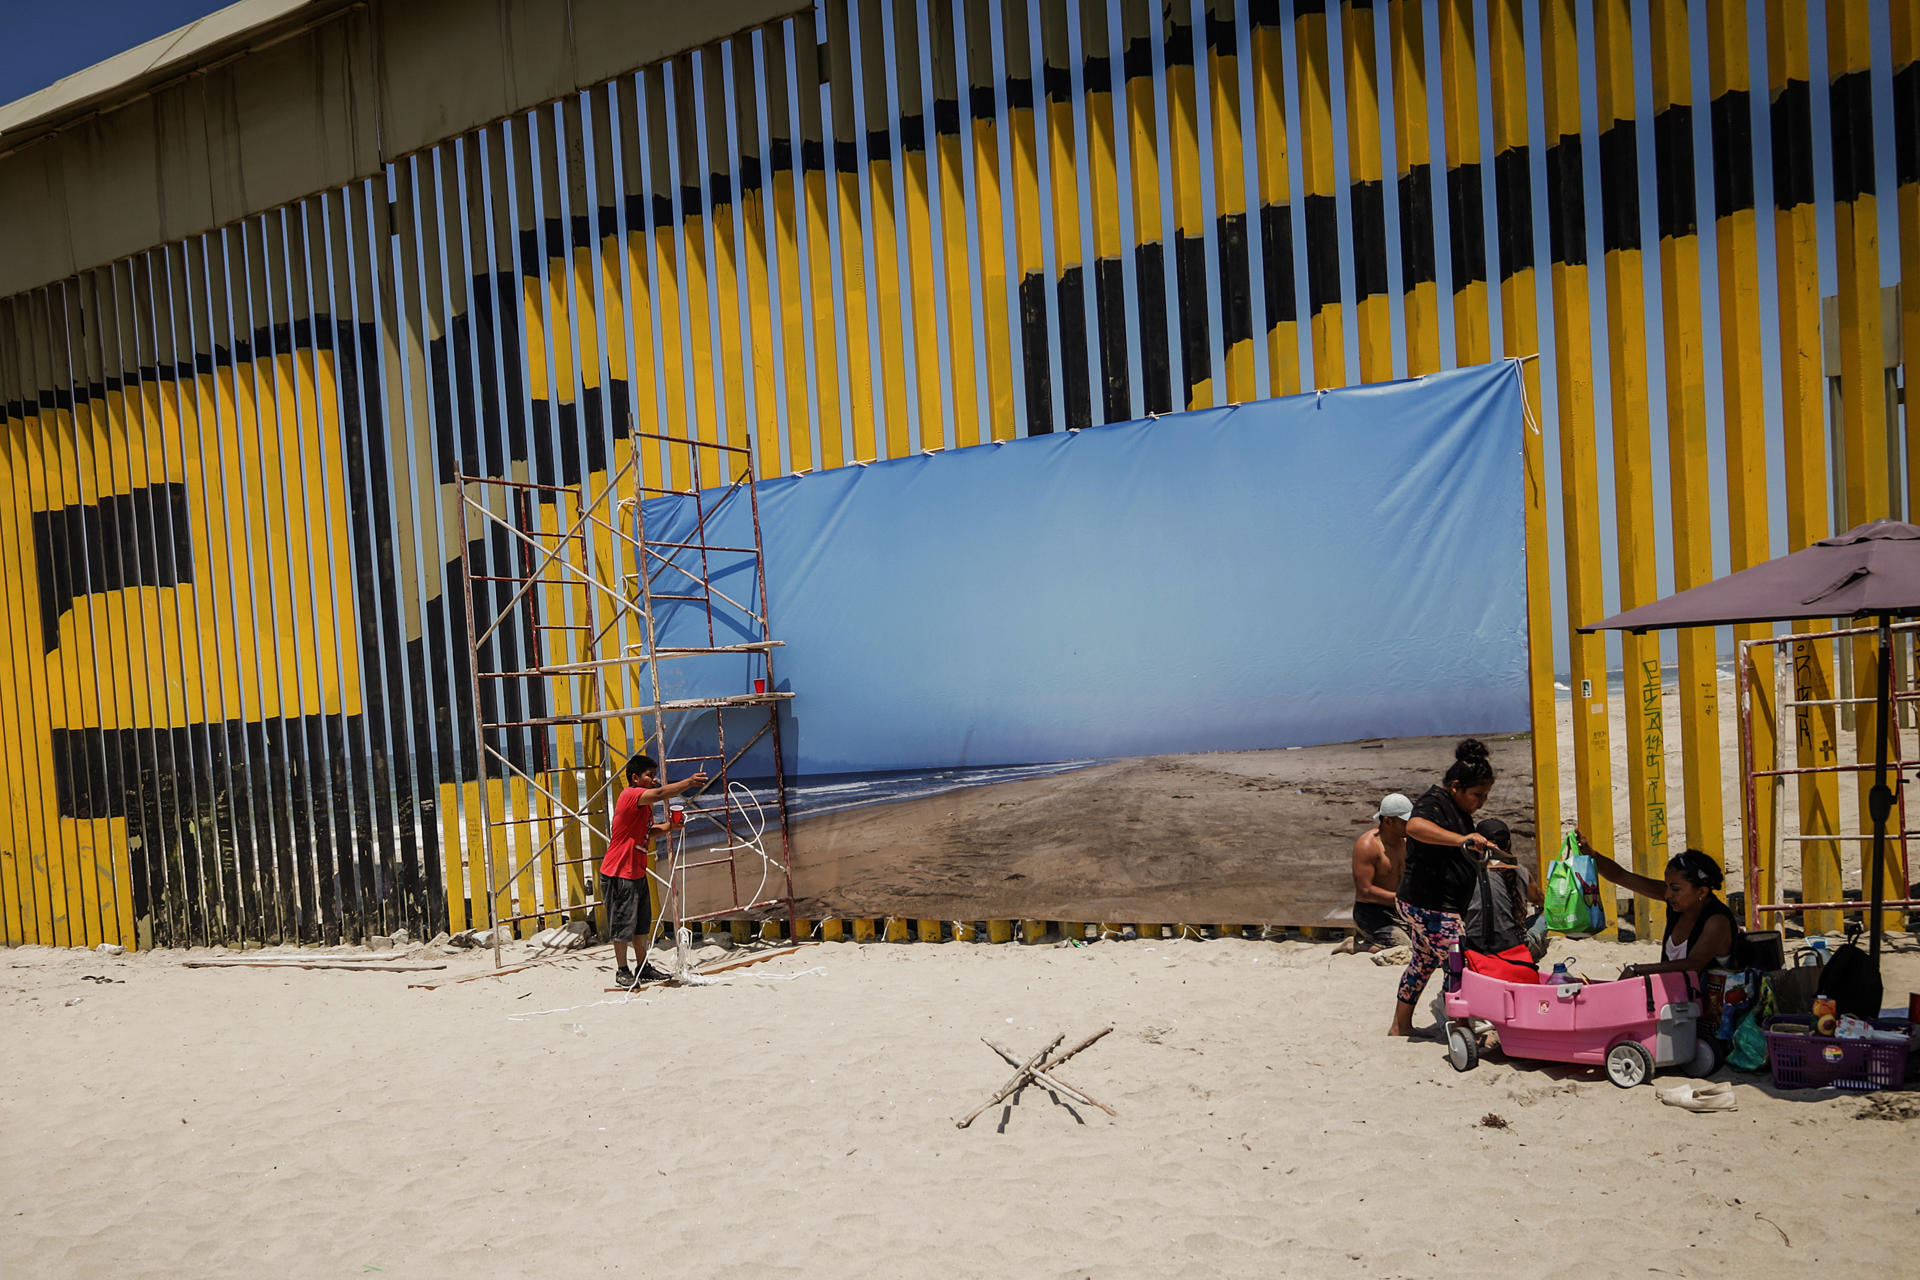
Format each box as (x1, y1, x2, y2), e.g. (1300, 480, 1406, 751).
(1036, 1025, 1113, 1073)
(982, 1039, 1117, 1116)
(956, 1032, 1064, 1129)
(185, 961, 448, 972)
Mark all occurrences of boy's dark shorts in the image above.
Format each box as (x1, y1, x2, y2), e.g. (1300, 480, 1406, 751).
(1351, 900, 1410, 950)
(603, 872, 651, 941)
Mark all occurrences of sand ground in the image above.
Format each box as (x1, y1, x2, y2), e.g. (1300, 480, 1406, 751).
(5, 932, 1918, 1278)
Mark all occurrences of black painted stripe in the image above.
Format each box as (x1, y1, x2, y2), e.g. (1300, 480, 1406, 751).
(32, 482, 194, 652)
(1248, 0, 1284, 27)
(1398, 164, 1437, 287)
(801, 138, 828, 173)
(1447, 163, 1487, 285)
(1896, 60, 1919, 187)
(1543, 135, 1589, 269)
(1123, 36, 1154, 82)
(650, 193, 676, 227)
(1005, 76, 1035, 111)
(1769, 78, 1815, 210)
(1303, 192, 1340, 311)
(1043, 63, 1074, 103)
(1348, 179, 1389, 300)
(969, 84, 999, 120)
(1082, 56, 1113, 98)
(865, 129, 894, 165)
(1709, 90, 1756, 219)
(1493, 145, 1535, 280)
(897, 115, 926, 154)
(1056, 265, 1094, 430)
(1174, 229, 1212, 395)
(1598, 121, 1642, 254)
(1093, 255, 1131, 423)
(1205, 6, 1239, 58)
(1652, 104, 1697, 241)
(1294, 0, 1329, 15)
(679, 182, 706, 217)
(1828, 69, 1876, 204)
(1016, 270, 1053, 432)
(1216, 210, 1254, 345)
(832, 139, 859, 173)
(932, 98, 962, 137)
(1162, 15, 1196, 69)
(1131, 240, 1174, 414)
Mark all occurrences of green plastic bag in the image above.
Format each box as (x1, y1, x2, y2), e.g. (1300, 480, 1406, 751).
(1543, 833, 1600, 934)
(1726, 975, 1778, 1073)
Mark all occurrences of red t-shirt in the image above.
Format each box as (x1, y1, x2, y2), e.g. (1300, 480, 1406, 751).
(600, 786, 655, 880)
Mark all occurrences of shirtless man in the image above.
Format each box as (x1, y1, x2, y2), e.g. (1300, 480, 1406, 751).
(1349, 793, 1412, 951)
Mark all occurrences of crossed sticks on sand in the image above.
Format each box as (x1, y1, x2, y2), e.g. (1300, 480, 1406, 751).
(956, 1025, 1115, 1129)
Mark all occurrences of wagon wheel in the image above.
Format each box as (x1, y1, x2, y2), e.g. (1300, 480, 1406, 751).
(1446, 1023, 1479, 1073)
(1689, 1038, 1723, 1077)
(1605, 1041, 1654, 1088)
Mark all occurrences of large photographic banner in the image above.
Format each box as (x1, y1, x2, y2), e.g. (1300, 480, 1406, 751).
(646, 361, 1531, 926)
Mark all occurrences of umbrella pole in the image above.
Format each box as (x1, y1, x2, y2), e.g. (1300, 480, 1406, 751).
(1867, 616, 1894, 962)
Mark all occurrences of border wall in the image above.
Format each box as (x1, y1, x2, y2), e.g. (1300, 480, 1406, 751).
(0, 0, 1912, 949)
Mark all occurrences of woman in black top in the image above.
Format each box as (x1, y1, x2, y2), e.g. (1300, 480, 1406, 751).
(1388, 739, 1504, 1037)
(1576, 839, 1736, 978)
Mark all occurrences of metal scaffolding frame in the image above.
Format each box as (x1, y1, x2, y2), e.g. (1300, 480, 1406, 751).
(455, 430, 797, 968)
(1737, 621, 1918, 929)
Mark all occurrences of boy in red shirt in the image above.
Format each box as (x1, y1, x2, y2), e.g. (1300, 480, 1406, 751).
(602, 753, 707, 987)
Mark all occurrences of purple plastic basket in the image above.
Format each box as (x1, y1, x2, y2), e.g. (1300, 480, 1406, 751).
(1762, 1017, 1915, 1092)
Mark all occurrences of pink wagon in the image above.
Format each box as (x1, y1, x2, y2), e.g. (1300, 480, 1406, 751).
(1442, 963, 1716, 1087)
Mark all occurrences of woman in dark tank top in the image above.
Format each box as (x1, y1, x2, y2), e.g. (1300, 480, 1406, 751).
(1576, 839, 1736, 977)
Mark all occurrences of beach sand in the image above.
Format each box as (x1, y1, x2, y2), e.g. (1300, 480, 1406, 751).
(9, 696, 1920, 1275)
(5, 933, 1918, 1277)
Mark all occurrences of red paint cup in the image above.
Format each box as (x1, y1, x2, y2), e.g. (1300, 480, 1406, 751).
(669, 802, 685, 828)
(753, 678, 766, 694)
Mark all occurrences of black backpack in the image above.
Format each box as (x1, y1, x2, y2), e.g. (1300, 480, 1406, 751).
(1819, 937, 1884, 1021)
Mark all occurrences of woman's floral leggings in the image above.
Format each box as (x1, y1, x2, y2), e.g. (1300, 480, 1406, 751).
(1396, 901, 1463, 1006)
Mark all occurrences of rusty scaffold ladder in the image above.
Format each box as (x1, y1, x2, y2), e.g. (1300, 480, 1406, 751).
(455, 428, 797, 968)
(1736, 621, 1918, 932)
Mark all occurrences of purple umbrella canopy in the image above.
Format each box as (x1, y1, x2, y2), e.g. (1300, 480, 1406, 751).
(1580, 520, 1920, 634)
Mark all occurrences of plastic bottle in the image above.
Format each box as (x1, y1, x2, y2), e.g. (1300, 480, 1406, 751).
(1443, 938, 1465, 992)
(1548, 961, 1578, 988)
(1807, 937, 1829, 965)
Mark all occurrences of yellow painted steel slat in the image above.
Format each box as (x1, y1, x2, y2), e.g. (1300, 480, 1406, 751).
(855, 0, 914, 457)
(1387, 0, 1440, 379)
(825, 3, 883, 459)
(698, 52, 755, 463)
(1894, 4, 1920, 518)
(1487, 0, 1560, 860)
(1076, 0, 1130, 423)
(671, 63, 724, 476)
(1540, 0, 1615, 877)
(794, 8, 850, 466)
(1436, 0, 1488, 369)
(1246, 0, 1301, 398)
(889, 2, 952, 449)
(1040, 0, 1096, 428)
(1340, 0, 1393, 384)
(643, 69, 698, 484)
(1293, 0, 1346, 390)
(729, 39, 791, 475)
(1650, 0, 1725, 877)
(1001, 0, 1057, 431)
(756, 29, 821, 471)
(1706, 0, 1777, 910)
(930, 2, 986, 445)
(1594, 0, 1666, 936)
(1205, 0, 1257, 402)
(1164, 0, 1214, 408)
(1119, 0, 1176, 412)
(1825, 0, 1899, 936)
(0, 313, 45, 943)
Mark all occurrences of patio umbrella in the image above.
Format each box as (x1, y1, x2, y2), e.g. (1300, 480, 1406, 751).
(1580, 519, 1920, 961)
